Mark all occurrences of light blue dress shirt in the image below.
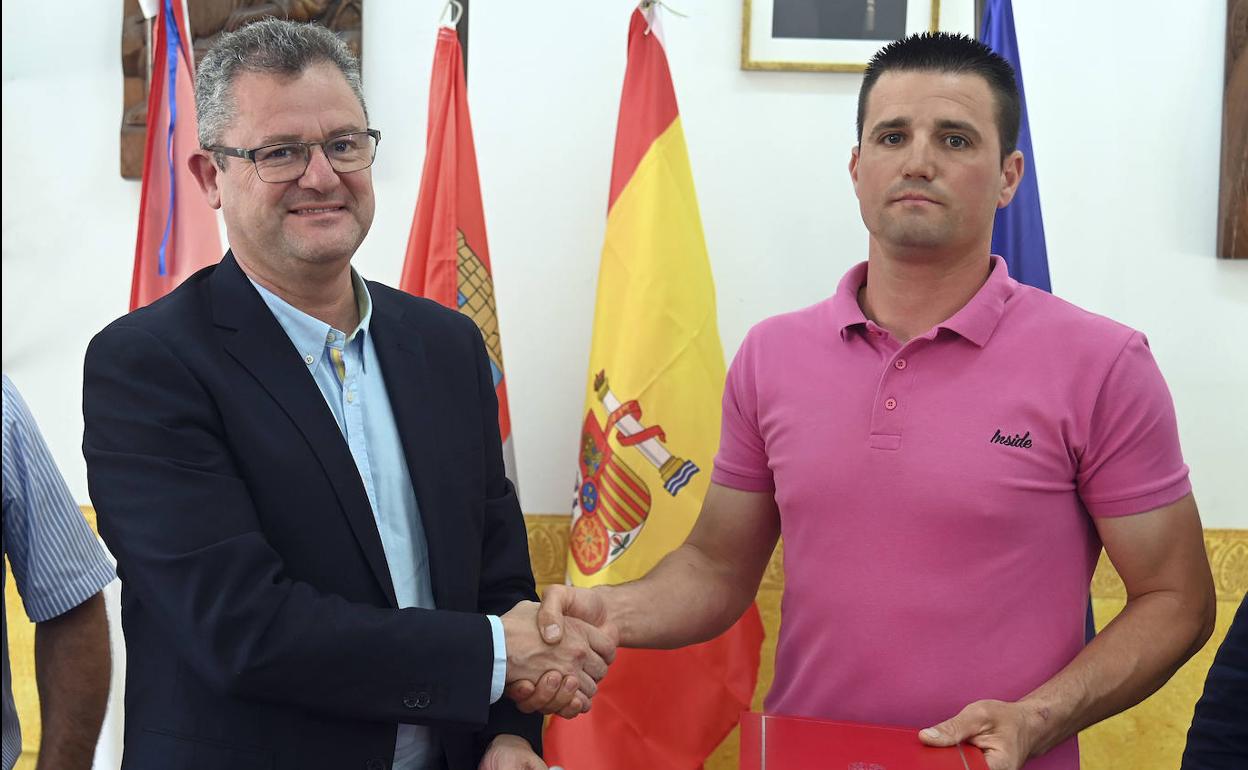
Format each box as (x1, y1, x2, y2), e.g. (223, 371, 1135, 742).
(251, 275, 506, 770)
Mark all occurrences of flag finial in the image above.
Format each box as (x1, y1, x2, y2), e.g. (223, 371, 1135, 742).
(439, 0, 463, 29)
(639, 1, 688, 19)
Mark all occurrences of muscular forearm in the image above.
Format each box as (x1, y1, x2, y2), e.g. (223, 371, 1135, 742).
(1019, 587, 1214, 758)
(34, 593, 111, 770)
(601, 541, 763, 649)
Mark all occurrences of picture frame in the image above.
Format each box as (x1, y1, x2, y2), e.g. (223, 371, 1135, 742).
(742, 0, 941, 73)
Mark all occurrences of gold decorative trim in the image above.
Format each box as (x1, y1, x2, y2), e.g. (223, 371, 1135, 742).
(526, 515, 1248, 603)
(80, 510, 1248, 602)
(1091, 528, 1248, 602)
(525, 514, 571, 585)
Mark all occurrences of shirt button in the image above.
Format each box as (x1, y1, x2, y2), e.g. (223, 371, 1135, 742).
(894, 359, 907, 370)
(884, 397, 898, 410)
(303, 354, 314, 365)
(346, 391, 355, 403)
(327, 332, 335, 343)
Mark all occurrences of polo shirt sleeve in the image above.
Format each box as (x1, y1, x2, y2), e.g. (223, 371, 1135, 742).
(712, 330, 775, 492)
(2, 377, 115, 622)
(1076, 333, 1191, 518)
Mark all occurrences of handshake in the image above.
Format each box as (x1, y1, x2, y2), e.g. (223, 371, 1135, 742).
(501, 585, 614, 719)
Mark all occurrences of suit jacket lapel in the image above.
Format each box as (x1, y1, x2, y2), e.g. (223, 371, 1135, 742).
(209, 253, 398, 607)
(368, 293, 455, 610)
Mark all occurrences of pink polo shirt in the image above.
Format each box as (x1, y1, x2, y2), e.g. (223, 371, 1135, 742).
(713, 256, 1190, 770)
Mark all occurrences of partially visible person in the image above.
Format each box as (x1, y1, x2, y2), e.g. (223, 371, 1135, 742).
(1182, 595, 1248, 769)
(3, 374, 114, 770)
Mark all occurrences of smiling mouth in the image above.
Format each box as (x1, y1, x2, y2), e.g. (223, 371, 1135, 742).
(290, 206, 346, 215)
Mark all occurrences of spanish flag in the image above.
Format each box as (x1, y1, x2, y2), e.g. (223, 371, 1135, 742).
(401, 24, 517, 481)
(544, 6, 763, 767)
(131, 0, 221, 310)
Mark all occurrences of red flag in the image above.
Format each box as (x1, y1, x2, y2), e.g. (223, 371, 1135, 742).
(401, 25, 516, 480)
(544, 7, 764, 768)
(131, 0, 221, 311)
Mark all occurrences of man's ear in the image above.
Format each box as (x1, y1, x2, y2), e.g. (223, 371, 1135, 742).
(849, 145, 862, 194)
(188, 151, 224, 210)
(997, 149, 1025, 209)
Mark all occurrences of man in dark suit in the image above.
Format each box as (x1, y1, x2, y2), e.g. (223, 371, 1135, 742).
(83, 18, 609, 770)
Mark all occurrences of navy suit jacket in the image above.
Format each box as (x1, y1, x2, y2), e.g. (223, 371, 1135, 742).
(83, 252, 540, 770)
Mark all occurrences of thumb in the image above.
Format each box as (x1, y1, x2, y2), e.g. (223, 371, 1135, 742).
(920, 713, 970, 747)
(538, 585, 570, 643)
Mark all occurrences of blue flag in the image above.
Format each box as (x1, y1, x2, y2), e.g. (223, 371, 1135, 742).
(980, 0, 1051, 292)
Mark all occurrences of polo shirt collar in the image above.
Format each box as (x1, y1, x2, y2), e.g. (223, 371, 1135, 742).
(830, 260, 872, 341)
(830, 254, 1017, 347)
(934, 255, 1016, 347)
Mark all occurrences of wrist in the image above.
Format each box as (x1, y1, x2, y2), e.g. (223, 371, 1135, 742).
(1015, 697, 1066, 758)
(595, 584, 631, 644)
(500, 601, 537, 682)
(487, 733, 534, 753)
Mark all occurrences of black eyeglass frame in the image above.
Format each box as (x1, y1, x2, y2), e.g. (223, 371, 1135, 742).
(203, 128, 382, 183)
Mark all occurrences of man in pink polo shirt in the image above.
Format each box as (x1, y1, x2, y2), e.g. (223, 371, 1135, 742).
(524, 32, 1215, 769)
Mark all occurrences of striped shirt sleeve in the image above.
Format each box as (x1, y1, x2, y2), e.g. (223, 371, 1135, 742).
(2, 375, 114, 622)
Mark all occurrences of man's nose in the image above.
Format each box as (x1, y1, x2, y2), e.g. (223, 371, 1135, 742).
(298, 145, 340, 190)
(900, 138, 936, 180)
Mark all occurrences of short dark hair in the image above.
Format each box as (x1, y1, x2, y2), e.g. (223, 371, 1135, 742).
(856, 32, 1020, 161)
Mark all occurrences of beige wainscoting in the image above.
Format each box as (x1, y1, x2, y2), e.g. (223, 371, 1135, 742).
(5, 512, 1245, 769)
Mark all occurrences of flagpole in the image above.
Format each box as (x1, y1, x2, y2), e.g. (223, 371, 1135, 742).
(457, 0, 469, 80)
(439, 0, 470, 80)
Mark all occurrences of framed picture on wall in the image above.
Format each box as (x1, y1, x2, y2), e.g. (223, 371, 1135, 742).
(742, 0, 941, 72)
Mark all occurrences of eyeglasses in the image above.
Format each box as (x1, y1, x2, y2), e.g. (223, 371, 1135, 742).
(204, 129, 381, 183)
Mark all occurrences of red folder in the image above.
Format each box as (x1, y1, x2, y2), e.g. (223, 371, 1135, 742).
(740, 712, 990, 770)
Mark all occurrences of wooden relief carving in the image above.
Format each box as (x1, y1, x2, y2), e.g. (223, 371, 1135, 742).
(1221, 0, 1248, 258)
(121, 0, 364, 179)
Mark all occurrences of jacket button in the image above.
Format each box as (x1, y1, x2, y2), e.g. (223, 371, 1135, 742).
(403, 690, 431, 709)
(365, 760, 386, 770)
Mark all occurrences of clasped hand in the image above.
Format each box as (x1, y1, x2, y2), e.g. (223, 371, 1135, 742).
(501, 586, 614, 719)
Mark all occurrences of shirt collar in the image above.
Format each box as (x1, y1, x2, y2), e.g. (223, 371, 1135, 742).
(249, 270, 374, 370)
(829, 254, 1017, 347)
(829, 260, 872, 340)
(935, 255, 1016, 346)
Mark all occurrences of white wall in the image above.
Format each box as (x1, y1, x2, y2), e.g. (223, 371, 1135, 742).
(3, 0, 1246, 528)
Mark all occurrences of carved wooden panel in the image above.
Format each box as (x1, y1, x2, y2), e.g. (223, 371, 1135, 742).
(120, 0, 364, 179)
(1221, 0, 1248, 258)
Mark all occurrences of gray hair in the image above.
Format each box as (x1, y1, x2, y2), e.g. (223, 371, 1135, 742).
(194, 18, 367, 150)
